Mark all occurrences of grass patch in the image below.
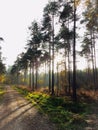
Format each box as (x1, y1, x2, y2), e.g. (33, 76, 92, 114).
(0, 85, 5, 101)
(14, 86, 89, 130)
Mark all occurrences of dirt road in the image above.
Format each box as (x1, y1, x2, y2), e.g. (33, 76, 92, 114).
(0, 86, 56, 130)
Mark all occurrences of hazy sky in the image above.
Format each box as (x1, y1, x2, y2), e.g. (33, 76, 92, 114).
(0, 0, 48, 66)
(0, 0, 98, 70)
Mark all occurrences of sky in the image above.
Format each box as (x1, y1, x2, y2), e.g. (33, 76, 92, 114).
(0, 0, 97, 70)
(0, 0, 48, 67)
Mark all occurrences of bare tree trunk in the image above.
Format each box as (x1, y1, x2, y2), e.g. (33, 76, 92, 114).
(24, 68, 28, 85)
(56, 48, 59, 96)
(68, 49, 71, 94)
(35, 65, 38, 90)
(64, 45, 67, 94)
(44, 61, 47, 87)
(49, 41, 51, 93)
(90, 31, 96, 90)
(32, 62, 35, 91)
(67, 19, 71, 94)
(72, 1, 77, 102)
(92, 30, 97, 90)
(86, 55, 91, 87)
(29, 61, 32, 88)
(51, 14, 55, 95)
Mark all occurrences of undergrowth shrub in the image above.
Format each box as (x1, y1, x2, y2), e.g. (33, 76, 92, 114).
(14, 86, 88, 130)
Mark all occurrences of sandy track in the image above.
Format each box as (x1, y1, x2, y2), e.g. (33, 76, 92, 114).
(0, 86, 56, 130)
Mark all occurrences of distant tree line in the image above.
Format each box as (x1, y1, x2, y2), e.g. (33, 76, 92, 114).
(0, 37, 6, 83)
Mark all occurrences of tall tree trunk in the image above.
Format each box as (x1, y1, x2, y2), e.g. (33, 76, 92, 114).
(67, 19, 71, 94)
(87, 54, 91, 87)
(29, 61, 32, 88)
(24, 68, 27, 85)
(32, 62, 35, 91)
(91, 30, 97, 90)
(17, 72, 19, 87)
(90, 31, 96, 90)
(64, 44, 67, 94)
(49, 41, 51, 93)
(72, 1, 77, 102)
(35, 64, 38, 90)
(68, 49, 71, 94)
(56, 48, 59, 96)
(51, 14, 55, 95)
(44, 61, 47, 87)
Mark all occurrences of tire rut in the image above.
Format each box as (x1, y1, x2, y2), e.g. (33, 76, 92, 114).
(0, 86, 56, 130)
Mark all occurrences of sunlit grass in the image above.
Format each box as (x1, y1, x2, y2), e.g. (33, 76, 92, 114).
(0, 86, 5, 101)
(0, 91, 4, 95)
(14, 86, 89, 130)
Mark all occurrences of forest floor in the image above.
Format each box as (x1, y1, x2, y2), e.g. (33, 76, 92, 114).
(81, 91, 98, 130)
(0, 85, 56, 130)
(0, 85, 98, 130)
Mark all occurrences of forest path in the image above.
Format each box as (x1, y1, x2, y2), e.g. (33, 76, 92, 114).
(85, 95, 98, 130)
(0, 85, 56, 130)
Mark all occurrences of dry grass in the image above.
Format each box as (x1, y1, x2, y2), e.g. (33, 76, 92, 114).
(15, 85, 98, 104)
(77, 88, 98, 103)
